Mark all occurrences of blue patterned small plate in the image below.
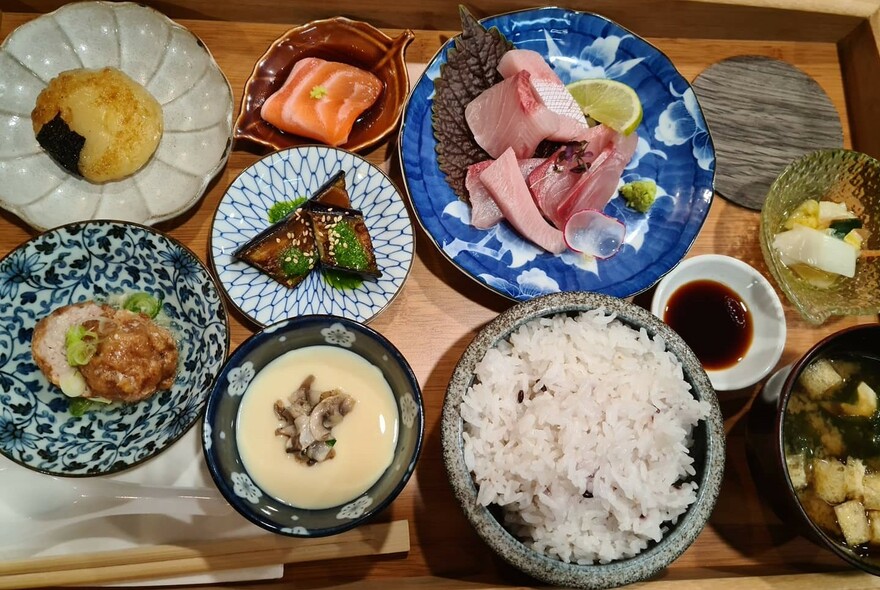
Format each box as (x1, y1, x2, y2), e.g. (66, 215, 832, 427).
(399, 7, 715, 300)
(210, 146, 414, 326)
(0, 221, 229, 476)
(202, 315, 423, 537)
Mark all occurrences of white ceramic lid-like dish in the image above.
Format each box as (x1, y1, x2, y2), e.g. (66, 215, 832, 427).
(0, 1, 233, 231)
(651, 254, 787, 391)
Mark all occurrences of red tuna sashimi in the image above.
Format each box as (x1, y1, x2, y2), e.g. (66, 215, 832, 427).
(261, 57, 383, 146)
(556, 131, 639, 224)
(479, 148, 567, 254)
(466, 158, 544, 229)
(497, 49, 589, 141)
(528, 125, 618, 228)
(465, 71, 560, 159)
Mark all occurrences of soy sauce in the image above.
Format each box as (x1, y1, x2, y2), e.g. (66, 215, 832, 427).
(663, 280, 753, 370)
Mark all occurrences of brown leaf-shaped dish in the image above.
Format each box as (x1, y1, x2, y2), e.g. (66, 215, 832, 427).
(234, 17, 414, 153)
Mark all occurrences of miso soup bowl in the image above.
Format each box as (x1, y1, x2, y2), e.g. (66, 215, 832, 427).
(202, 315, 423, 537)
(771, 324, 880, 574)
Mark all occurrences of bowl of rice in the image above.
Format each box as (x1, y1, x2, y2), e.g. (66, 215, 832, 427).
(442, 292, 725, 588)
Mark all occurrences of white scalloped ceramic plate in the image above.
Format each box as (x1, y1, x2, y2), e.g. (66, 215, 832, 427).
(0, 1, 233, 231)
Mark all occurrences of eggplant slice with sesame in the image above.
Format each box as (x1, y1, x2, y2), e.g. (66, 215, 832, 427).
(233, 170, 380, 288)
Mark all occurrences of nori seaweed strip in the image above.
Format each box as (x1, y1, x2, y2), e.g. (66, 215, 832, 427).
(432, 5, 513, 202)
(36, 113, 85, 176)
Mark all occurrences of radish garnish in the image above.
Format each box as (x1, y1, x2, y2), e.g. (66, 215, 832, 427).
(563, 209, 626, 259)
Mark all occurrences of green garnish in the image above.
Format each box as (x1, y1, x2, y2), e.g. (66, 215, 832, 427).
(65, 325, 99, 367)
(123, 292, 162, 319)
(322, 270, 363, 291)
(267, 197, 307, 224)
(620, 180, 658, 213)
(310, 85, 328, 99)
(279, 245, 316, 278)
(69, 397, 98, 417)
(828, 218, 863, 239)
(327, 439, 336, 448)
(330, 222, 368, 271)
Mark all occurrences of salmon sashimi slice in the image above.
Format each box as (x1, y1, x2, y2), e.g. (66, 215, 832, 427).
(479, 148, 567, 254)
(466, 157, 543, 229)
(261, 57, 383, 146)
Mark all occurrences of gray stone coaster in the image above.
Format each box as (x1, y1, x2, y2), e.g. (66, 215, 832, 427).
(692, 55, 843, 210)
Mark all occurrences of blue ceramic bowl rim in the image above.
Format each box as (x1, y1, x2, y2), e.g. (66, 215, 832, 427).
(0, 217, 231, 477)
(397, 5, 716, 302)
(202, 314, 425, 536)
(442, 291, 725, 588)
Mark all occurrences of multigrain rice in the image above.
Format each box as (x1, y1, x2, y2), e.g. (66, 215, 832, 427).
(461, 310, 709, 564)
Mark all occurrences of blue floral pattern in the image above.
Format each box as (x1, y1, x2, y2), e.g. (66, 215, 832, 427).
(227, 362, 255, 397)
(211, 146, 414, 326)
(337, 496, 373, 520)
(232, 471, 263, 504)
(399, 7, 715, 300)
(321, 323, 356, 348)
(0, 221, 229, 476)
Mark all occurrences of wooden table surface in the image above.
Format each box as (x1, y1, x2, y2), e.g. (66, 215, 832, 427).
(1, 10, 878, 588)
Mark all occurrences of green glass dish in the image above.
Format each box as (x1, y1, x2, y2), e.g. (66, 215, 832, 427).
(760, 149, 880, 325)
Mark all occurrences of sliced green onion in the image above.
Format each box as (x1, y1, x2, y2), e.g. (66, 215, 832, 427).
(327, 439, 337, 448)
(123, 292, 162, 318)
(69, 397, 97, 417)
(65, 325, 99, 367)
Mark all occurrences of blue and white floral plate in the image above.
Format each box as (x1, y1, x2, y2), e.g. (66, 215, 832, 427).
(210, 146, 415, 326)
(399, 7, 715, 300)
(202, 315, 423, 537)
(0, 221, 229, 476)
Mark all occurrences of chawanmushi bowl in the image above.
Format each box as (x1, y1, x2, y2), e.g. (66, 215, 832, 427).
(202, 315, 423, 537)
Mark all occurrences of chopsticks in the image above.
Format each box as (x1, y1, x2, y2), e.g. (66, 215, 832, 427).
(0, 519, 409, 589)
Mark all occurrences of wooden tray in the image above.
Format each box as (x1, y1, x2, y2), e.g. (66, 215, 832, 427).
(2, 1, 880, 587)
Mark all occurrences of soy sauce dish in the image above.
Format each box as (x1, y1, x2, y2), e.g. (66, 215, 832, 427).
(202, 315, 423, 536)
(651, 254, 786, 391)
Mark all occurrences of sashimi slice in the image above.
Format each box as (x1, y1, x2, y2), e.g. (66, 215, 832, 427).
(528, 124, 618, 227)
(497, 49, 590, 141)
(563, 209, 625, 259)
(479, 148, 567, 254)
(465, 71, 561, 159)
(556, 131, 639, 223)
(261, 57, 383, 146)
(466, 158, 543, 229)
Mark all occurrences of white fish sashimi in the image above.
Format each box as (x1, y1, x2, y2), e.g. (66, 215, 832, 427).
(466, 158, 543, 229)
(479, 148, 567, 254)
(465, 70, 560, 159)
(528, 124, 618, 228)
(556, 131, 639, 223)
(497, 49, 590, 141)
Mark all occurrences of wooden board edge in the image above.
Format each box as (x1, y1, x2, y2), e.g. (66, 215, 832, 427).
(838, 6, 880, 158)
(688, 0, 880, 18)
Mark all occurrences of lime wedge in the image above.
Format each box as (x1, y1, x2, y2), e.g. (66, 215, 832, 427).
(565, 79, 643, 135)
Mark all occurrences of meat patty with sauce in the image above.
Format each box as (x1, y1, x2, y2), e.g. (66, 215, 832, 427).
(79, 309, 178, 403)
(32, 302, 178, 403)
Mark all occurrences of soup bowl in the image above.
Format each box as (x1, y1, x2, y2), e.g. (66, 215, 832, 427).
(202, 315, 423, 536)
(442, 291, 725, 589)
(769, 324, 880, 574)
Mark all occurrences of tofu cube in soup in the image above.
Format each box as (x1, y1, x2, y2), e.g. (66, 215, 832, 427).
(864, 474, 880, 510)
(799, 359, 843, 399)
(786, 453, 809, 490)
(799, 489, 842, 535)
(841, 382, 878, 417)
(814, 458, 847, 504)
(846, 458, 867, 500)
(835, 500, 871, 546)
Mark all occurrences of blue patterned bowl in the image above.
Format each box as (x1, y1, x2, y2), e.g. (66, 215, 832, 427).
(399, 7, 715, 300)
(210, 145, 415, 326)
(0, 221, 229, 476)
(202, 315, 423, 536)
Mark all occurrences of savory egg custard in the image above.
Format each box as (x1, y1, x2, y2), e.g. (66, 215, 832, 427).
(31, 67, 163, 183)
